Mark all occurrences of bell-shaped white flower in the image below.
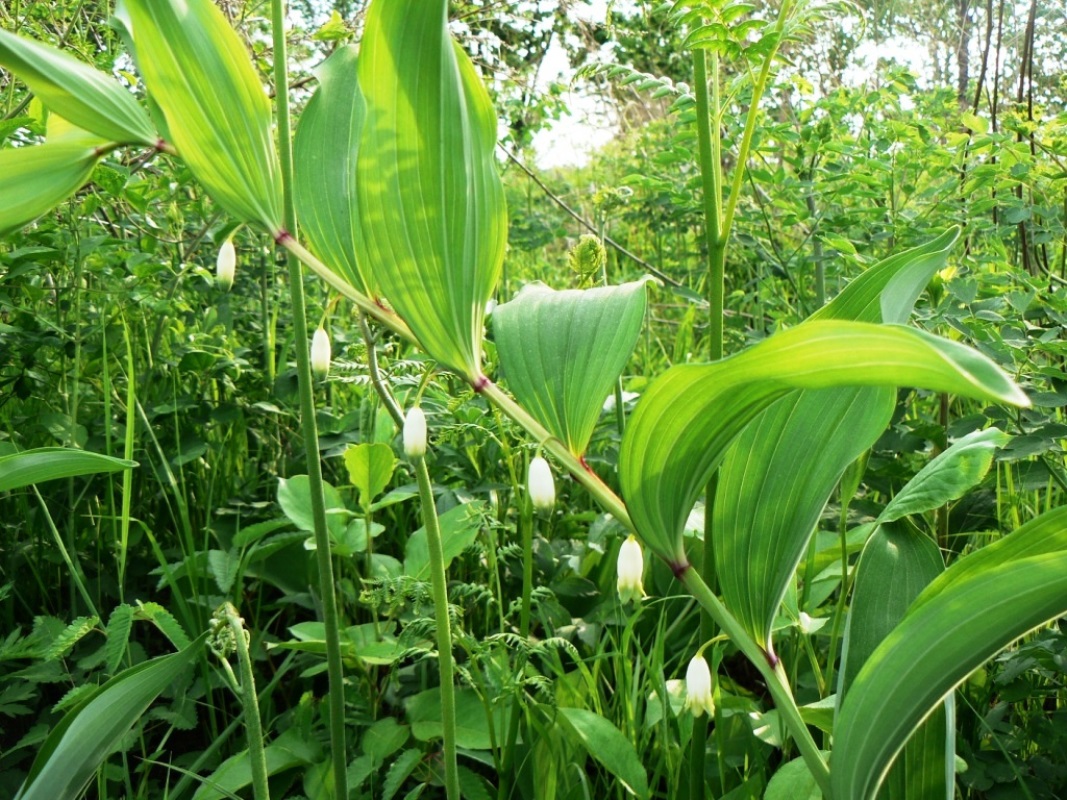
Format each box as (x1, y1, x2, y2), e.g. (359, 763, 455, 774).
(616, 535, 645, 604)
(216, 238, 236, 290)
(404, 406, 427, 459)
(528, 456, 555, 513)
(310, 327, 331, 381)
(684, 653, 715, 718)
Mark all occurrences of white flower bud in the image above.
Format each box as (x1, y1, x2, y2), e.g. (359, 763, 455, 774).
(528, 456, 555, 513)
(616, 535, 645, 604)
(311, 327, 331, 381)
(684, 653, 715, 718)
(216, 238, 236, 290)
(404, 406, 427, 459)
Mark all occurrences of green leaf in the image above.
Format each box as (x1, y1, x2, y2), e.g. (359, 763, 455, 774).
(712, 232, 958, 648)
(382, 748, 422, 800)
(293, 45, 373, 296)
(0, 28, 156, 146)
(357, 0, 506, 378)
(404, 501, 485, 581)
(343, 443, 396, 510)
(620, 321, 1028, 563)
(715, 387, 893, 647)
(0, 447, 136, 492)
(192, 729, 319, 800)
(277, 475, 347, 542)
(0, 143, 100, 236)
(123, 0, 282, 230)
(45, 616, 100, 661)
(831, 513, 1067, 800)
(15, 634, 205, 800)
(766, 755, 825, 800)
(879, 428, 1008, 523)
(493, 280, 650, 455)
(105, 604, 134, 675)
(555, 707, 650, 799)
(408, 687, 508, 750)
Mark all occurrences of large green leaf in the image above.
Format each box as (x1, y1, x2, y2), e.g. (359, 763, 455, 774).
(192, 729, 319, 800)
(620, 321, 1027, 563)
(715, 386, 893, 646)
(712, 230, 962, 647)
(0, 447, 136, 492)
(293, 45, 373, 296)
(493, 280, 650, 455)
(555, 707, 650, 800)
(838, 523, 953, 800)
(356, 0, 506, 379)
(830, 543, 1067, 799)
(123, 0, 282, 231)
(0, 142, 99, 236)
(343, 442, 396, 510)
(879, 428, 1008, 523)
(15, 634, 205, 800)
(0, 28, 157, 146)
(404, 501, 486, 581)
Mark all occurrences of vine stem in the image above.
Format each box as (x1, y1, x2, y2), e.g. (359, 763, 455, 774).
(412, 450, 461, 800)
(221, 603, 270, 800)
(270, 1, 348, 795)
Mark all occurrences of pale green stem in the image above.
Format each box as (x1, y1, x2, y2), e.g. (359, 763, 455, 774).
(412, 452, 460, 800)
(681, 568, 831, 797)
(271, 1, 348, 794)
(222, 603, 270, 800)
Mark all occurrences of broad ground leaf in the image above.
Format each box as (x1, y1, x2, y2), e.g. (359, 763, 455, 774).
(879, 428, 1008, 523)
(838, 523, 953, 800)
(620, 321, 1027, 564)
(404, 501, 485, 581)
(0, 28, 157, 146)
(343, 442, 396, 510)
(293, 45, 373, 295)
(192, 729, 320, 800)
(357, 0, 506, 379)
(493, 280, 650, 455)
(714, 230, 960, 648)
(0, 447, 135, 491)
(0, 143, 100, 236)
(831, 538, 1067, 799)
(15, 634, 205, 800)
(123, 0, 283, 231)
(555, 707, 650, 799)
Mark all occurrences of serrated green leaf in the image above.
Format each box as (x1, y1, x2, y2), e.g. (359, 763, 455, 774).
(105, 604, 134, 675)
(123, 0, 282, 230)
(357, 0, 506, 378)
(382, 748, 422, 800)
(831, 511, 1067, 800)
(45, 617, 99, 662)
(135, 602, 191, 650)
(555, 707, 650, 799)
(493, 280, 650, 456)
(15, 634, 205, 800)
(293, 45, 373, 296)
(0, 144, 100, 237)
(621, 321, 1028, 563)
(0, 28, 156, 146)
(343, 443, 396, 510)
(879, 428, 1008, 523)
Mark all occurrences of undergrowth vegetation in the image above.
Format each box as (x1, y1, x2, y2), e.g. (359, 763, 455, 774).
(1, 0, 1066, 798)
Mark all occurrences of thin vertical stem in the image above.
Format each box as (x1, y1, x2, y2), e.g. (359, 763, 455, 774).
(271, 1, 348, 795)
(412, 453, 461, 800)
(222, 603, 270, 800)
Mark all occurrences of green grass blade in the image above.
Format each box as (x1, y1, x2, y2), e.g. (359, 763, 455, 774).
(357, 0, 506, 379)
(0, 447, 136, 492)
(15, 633, 206, 800)
(830, 545, 1067, 800)
(620, 321, 1028, 563)
(492, 280, 650, 455)
(0, 28, 157, 146)
(292, 45, 372, 295)
(123, 0, 282, 231)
